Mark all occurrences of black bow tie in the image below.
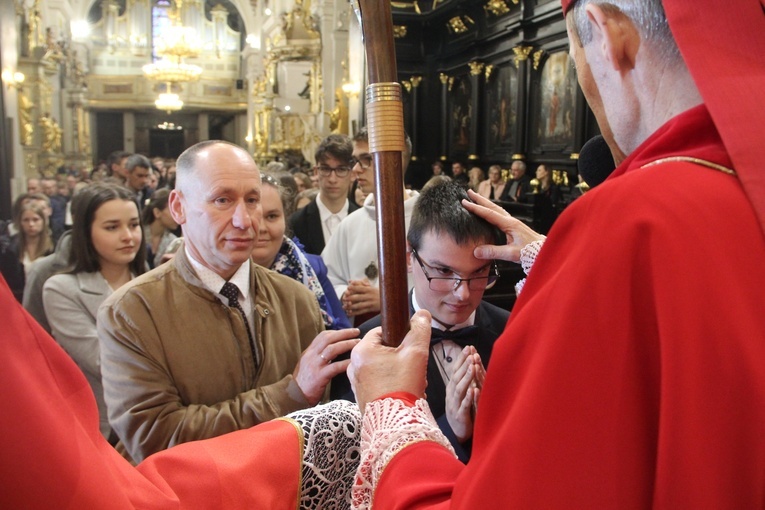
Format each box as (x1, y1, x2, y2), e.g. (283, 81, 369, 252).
(430, 325, 480, 349)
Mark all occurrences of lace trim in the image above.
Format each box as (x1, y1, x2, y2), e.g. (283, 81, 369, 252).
(514, 278, 527, 296)
(352, 398, 455, 509)
(515, 238, 545, 296)
(287, 400, 362, 510)
(520, 239, 545, 275)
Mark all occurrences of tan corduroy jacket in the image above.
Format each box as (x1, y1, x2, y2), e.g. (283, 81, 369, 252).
(98, 247, 323, 463)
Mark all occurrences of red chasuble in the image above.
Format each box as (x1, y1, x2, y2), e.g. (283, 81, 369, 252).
(373, 106, 765, 508)
(0, 276, 302, 509)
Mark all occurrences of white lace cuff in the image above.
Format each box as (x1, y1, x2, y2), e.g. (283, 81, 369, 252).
(352, 398, 456, 509)
(520, 238, 546, 276)
(286, 400, 362, 510)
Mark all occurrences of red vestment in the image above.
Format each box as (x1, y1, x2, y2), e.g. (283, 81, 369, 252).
(374, 106, 765, 508)
(0, 276, 302, 509)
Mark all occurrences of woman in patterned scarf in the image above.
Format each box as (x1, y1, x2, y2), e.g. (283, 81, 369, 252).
(252, 173, 351, 330)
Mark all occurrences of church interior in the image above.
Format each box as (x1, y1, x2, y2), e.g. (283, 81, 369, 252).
(0, 0, 600, 223)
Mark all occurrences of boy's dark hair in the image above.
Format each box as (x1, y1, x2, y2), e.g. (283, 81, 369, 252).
(315, 134, 353, 165)
(107, 150, 131, 174)
(408, 180, 499, 251)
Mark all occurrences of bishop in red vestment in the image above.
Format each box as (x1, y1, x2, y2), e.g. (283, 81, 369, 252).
(349, 0, 765, 508)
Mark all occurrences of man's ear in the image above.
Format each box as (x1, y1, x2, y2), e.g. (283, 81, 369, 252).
(168, 189, 186, 225)
(406, 242, 413, 273)
(585, 3, 638, 72)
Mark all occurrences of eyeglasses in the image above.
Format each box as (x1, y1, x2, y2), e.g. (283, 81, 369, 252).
(316, 165, 351, 178)
(411, 248, 499, 292)
(349, 155, 373, 170)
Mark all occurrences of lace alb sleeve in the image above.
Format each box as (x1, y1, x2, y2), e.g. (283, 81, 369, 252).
(352, 398, 456, 510)
(286, 400, 362, 510)
(515, 238, 546, 296)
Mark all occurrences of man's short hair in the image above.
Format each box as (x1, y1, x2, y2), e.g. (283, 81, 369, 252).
(408, 180, 498, 251)
(125, 154, 151, 173)
(570, 0, 680, 62)
(107, 150, 130, 169)
(315, 134, 353, 165)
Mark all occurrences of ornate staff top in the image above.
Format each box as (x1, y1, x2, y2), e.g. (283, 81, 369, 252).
(353, 0, 409, 347)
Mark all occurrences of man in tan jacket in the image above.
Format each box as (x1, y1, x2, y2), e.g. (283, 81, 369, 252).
(98, 140, 359, 462)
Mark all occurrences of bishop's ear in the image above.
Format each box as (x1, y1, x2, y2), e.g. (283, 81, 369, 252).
(585, 3, 638, 72)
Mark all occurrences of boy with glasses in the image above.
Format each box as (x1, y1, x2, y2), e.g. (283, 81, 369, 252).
(288, 134, 359, 255)
(332, 181, 508, 460)
(323, 127, 417, 326)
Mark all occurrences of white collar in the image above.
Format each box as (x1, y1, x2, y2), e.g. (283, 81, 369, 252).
(315, 194, 349, 221)
(185, 245, 251, 300)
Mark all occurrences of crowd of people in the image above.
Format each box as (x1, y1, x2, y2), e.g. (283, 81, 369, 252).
(2, 0, 764, 507)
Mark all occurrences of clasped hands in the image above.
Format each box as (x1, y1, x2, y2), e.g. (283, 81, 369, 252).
(341, 279, 381, 317)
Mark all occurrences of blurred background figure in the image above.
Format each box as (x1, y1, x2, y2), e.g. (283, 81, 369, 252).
(142, 189, 178, 269)
(477, 165, 506, 200)
(468, 166, 485, 192)
(0, 197, 54, 302)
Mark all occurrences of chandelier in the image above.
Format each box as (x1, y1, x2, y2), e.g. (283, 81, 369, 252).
(143, 0, 202, 113)
(155, 91, 184, 113)
(143, 59, 202, 83)
(156, 25, 201, 60)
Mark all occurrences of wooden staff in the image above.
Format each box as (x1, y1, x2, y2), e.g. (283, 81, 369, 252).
(354, 0, 409, 347)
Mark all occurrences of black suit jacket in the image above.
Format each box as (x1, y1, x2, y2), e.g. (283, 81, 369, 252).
(330, 291, 510, 460)
(287, 197, 360, 256)
(499, 174, 533, 203)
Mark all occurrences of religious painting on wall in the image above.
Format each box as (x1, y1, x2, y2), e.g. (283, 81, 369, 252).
(530, 50, 578, 153)
(485, 63, 519, 155)
(449, 73, 472, 153)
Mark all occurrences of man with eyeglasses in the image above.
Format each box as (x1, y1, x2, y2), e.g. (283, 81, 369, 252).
(288, 134, 359, 255)
(322, 127, 418, 326)
(331, 181, 508, 461)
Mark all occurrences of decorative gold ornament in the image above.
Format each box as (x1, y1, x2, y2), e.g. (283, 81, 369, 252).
(393, 25, 408, 38)
(485, 64, 494, 82)
(410, 76, 423, 88)
(468, 61, 485, 76)
(484, 0, 510, 17)
(18, 92, 34, 146)
(513, 46, 534, 68)
(532, 50, 545, 70)
(552, 170, 569, 186)
(38, 114, 62, 153)
(439, 73, 449, 85)
(447, 15, 474, 34)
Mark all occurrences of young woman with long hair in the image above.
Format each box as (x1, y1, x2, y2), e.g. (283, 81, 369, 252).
(0, 196, 54, 301)
(42, 182, 146, 440)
